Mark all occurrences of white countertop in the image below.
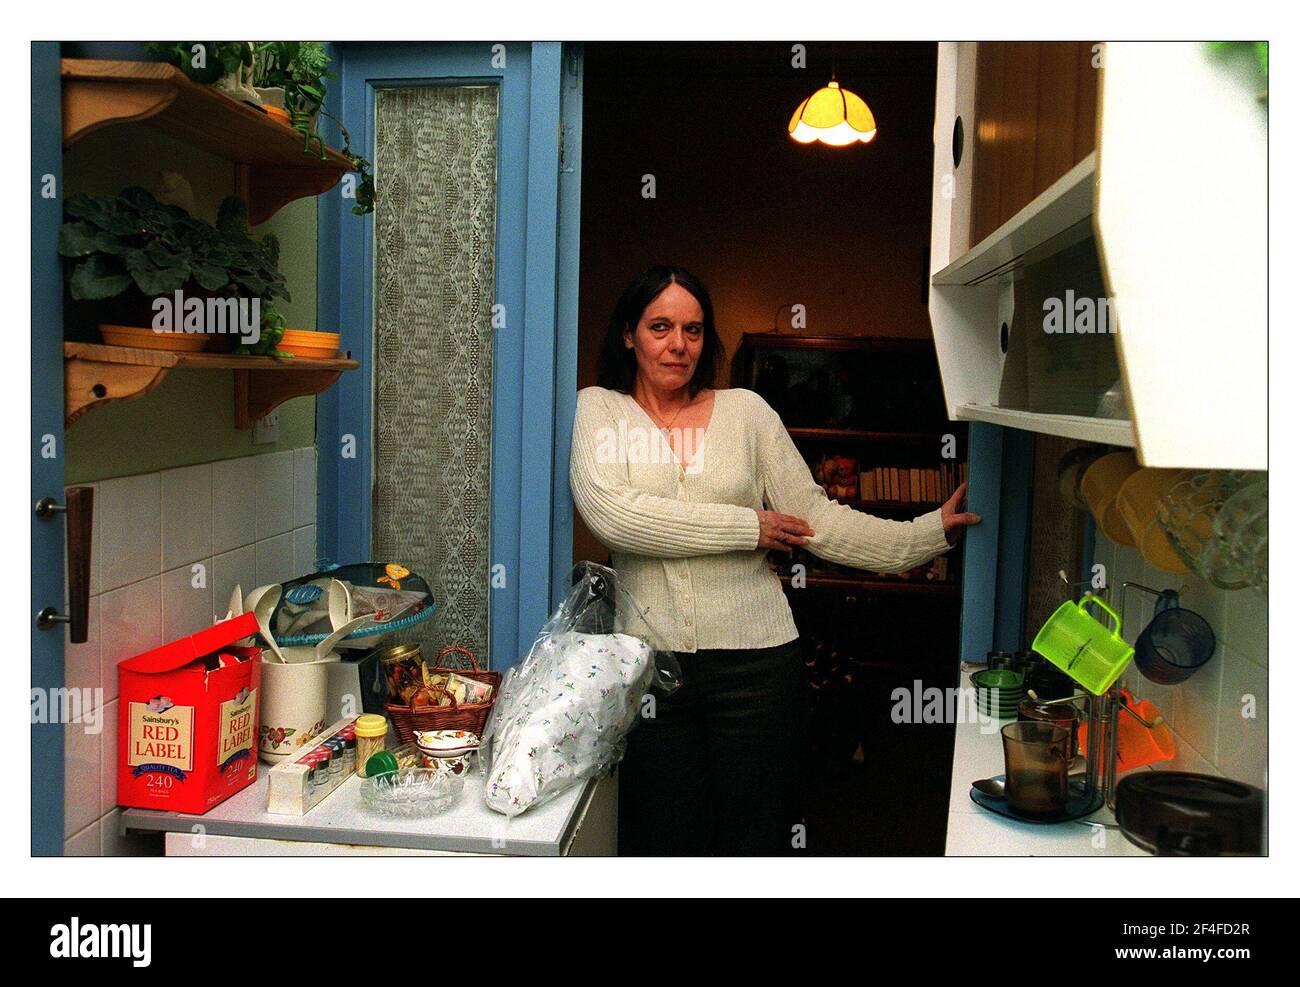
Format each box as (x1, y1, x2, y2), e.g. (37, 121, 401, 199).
(944, 686, 1148, 857)
(121, 762, 596, 856)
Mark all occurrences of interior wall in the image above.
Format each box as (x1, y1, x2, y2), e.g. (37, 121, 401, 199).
(574, 42, 939, 563)
(56, 49, 327, 854)
(62, 450, 319, 855)
(1091, 530, 1267, 794)
(62, 127, 319, 483)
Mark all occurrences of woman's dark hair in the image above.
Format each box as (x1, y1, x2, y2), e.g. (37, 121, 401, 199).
(596, 265, 724, 396)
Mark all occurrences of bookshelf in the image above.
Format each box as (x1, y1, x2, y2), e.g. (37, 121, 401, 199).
(730, 333, 968, 592)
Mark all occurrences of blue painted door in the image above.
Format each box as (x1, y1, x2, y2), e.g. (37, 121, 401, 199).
(31, 42, 67, 855)
(316, 43, 582, 666)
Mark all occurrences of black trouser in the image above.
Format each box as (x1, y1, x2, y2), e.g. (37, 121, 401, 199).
(617, 637, 809, 856)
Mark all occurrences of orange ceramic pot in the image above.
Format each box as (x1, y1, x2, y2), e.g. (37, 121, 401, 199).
(99, 323, 210, 352)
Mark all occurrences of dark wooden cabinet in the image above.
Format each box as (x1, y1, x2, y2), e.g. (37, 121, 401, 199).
(970, 42, 1100, 246)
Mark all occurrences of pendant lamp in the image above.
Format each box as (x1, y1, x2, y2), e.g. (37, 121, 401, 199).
(788, 79, 877, 146)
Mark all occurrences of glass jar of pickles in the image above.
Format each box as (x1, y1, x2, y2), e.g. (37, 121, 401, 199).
(355, 714, 389, 778)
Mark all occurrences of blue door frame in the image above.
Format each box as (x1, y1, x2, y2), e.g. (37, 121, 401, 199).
(316, 43, 581, 667)
(959, 422, 1034, 661)
(31, 41, 67, 855)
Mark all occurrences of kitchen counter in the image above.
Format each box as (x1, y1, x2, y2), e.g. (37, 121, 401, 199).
(944, 685, 1148, 856)
(121, 764, 615, 856)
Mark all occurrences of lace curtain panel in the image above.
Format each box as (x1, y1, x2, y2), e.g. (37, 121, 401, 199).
(372, 85, 499, 661)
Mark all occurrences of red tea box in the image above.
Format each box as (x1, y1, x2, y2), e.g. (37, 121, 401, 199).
(117, 612, 262, 814)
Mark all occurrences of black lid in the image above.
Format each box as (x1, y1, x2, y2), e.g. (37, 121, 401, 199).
(1115, 772, 1264, 856)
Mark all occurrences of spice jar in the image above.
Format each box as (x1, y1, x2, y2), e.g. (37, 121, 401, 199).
(339, 725, 358, 774)
(307, 746, 333, 786)
(325, 737, 347, 775)
(303, 749, 331, 788)
(355, 714, 389, 778)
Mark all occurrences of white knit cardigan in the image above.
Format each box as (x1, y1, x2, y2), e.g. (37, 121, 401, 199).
(569, 386, 952, 653)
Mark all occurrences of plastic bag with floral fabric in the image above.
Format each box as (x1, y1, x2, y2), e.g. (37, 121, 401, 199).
(479, 561, 682, 817)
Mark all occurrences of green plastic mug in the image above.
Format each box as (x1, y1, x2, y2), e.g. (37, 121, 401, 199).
(1031, 594, 1134, 696)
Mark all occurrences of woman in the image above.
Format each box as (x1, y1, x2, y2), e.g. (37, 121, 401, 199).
(569, 265, 981, 855)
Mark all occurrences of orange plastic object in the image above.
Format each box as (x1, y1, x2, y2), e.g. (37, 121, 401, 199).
(1078, 689, 1175, 773)
(278, 329, 341, 359)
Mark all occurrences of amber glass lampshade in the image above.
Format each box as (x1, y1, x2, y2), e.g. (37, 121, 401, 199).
(788, 80, 877, 146)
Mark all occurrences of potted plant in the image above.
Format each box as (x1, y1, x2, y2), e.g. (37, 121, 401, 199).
(143, 42, 261, 104)
(252, 42, 376, 215)
(59, 187, 289, 352)
(252, 42, 330, 125)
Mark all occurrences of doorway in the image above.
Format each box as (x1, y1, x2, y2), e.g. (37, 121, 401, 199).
(317, 43, 582, 665)
(574, 42, 957, 854)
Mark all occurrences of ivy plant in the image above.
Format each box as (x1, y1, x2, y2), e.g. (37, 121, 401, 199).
(252, 42, 376, 215)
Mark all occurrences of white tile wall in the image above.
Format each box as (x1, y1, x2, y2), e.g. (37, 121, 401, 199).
(1092, 531, 1268, 792)
(98, 472, 161, 591)
(256, 531, 297, 587)
(255, 450, 297, 541)
(294, 446, 317, 530)
(212, 544, 257, 619)
(213, 457, 258, 556)
(161, 561, 214, 642)
(61, 448, 318, 856)
(161, 464, 213, 570)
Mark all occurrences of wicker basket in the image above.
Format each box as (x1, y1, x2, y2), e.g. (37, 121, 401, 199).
(385, 646, 500, 744)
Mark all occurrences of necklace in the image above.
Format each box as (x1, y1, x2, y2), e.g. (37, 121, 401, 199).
(637, 393, 690, 435)
(635, 391, 693, 478)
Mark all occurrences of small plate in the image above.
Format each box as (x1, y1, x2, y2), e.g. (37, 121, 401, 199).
(969, 775, 1104, 824)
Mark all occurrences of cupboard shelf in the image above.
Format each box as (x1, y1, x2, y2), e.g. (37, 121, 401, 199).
(931, 151, 1097, 288)
(955, 402, 1133, 447)
(60, 59, 353, 225)
(63, 342, 359, 429)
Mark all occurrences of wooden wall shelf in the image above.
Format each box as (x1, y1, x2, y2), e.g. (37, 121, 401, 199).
(61, 59, 353, 225)
(64, 342, 359, 429)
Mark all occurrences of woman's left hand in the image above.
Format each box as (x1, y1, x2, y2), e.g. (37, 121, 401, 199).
(941, 481, 982, 546)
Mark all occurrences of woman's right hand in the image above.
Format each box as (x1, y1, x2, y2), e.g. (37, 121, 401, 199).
(755, 510, 815, 552)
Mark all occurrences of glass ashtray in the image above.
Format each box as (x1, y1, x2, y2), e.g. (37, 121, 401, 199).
(360, 767, 464, 818)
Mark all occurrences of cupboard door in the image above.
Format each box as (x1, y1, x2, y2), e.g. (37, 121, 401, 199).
(1095, 42, 1266, 469)
(970, 42, 1099, 246)
(929, 42, 979, 267)
(968, 42, 1005, 248)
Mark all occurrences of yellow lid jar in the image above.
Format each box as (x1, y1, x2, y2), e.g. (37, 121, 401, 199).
(354, 714, 389, 777)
